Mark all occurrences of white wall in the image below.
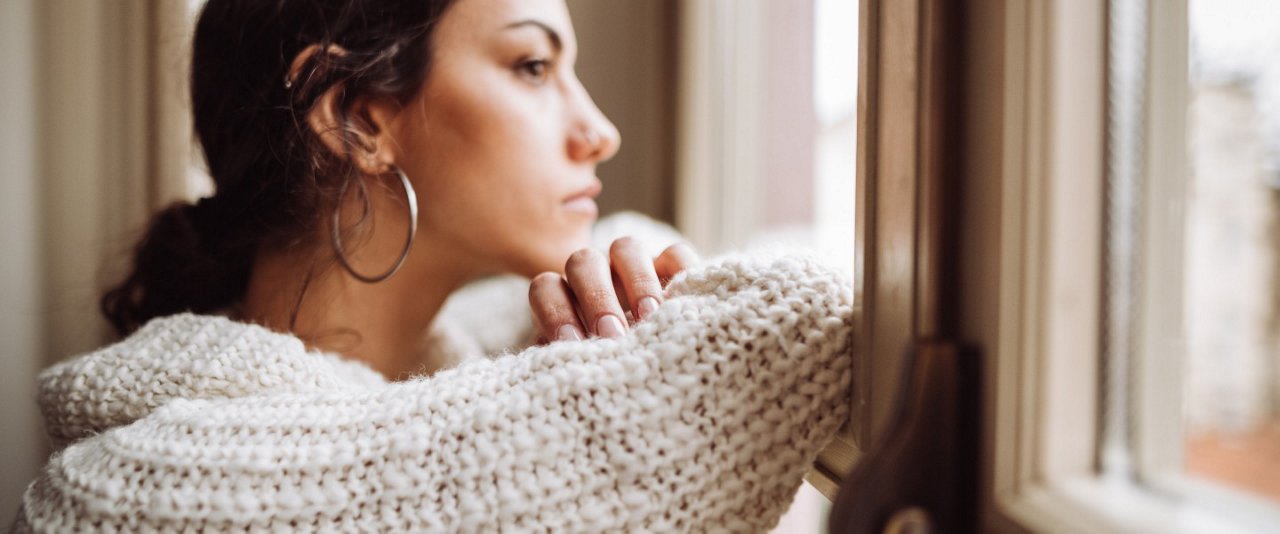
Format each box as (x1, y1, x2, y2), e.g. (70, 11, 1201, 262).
(0, 0, 185, 515)
(0, 0, 45, 515)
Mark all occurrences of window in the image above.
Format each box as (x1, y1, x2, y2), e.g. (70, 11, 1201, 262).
(972, 0, 1280, 530)
(1179, 0, 1280, 503)
(674, 0, 856, 275)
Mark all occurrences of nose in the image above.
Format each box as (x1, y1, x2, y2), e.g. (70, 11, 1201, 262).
(567, 79, 621, 163)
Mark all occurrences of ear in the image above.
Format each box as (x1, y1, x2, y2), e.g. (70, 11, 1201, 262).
(291, 44, 401, 175)
(307, 89, 401, 176)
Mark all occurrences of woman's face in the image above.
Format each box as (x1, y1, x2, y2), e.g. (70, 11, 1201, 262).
(388, 0, 620, 279)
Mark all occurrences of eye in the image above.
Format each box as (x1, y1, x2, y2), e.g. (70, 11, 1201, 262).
(516, 58, 551, 83)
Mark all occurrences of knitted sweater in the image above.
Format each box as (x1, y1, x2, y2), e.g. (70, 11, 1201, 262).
(15, 254, 853, 533)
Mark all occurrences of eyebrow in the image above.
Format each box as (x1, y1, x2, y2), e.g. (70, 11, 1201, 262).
(503, 19, 563, 53)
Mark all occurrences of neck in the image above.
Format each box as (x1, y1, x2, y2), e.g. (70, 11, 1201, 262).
(238, 236, 480, 381)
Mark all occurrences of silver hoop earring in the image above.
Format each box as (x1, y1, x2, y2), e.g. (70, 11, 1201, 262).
(331, 167, 419, 283)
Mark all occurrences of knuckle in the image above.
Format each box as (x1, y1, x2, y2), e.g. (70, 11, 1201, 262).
(529, 272, 562, 296)
(666, 242, 699, 262)
(531, 271, 562, 287)
(566, 247, 603, 269)
(529, 276, 569, 313)
(609, 236, 642, 254)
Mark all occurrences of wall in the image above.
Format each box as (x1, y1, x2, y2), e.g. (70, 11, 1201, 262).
(0, 0, 44, 514)
(0, 0, 192, 513)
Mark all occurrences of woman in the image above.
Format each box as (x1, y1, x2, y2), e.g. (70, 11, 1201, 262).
(15, 0, 854, 531)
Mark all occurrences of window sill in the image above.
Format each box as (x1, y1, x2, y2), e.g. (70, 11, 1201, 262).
(1001, 475, 1277, 533)
(807, 433, 862, 500)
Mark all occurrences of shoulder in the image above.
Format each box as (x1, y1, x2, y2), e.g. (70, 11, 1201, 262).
(37, 313, 386, 449)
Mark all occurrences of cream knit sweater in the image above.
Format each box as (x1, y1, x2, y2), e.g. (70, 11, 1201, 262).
(15, 254, 853, 533)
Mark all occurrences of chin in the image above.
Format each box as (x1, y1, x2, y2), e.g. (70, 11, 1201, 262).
(527, 232, 592, 276)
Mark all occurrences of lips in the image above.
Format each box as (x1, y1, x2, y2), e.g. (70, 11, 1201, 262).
(563, 179, 603, 204)
(563, 179, 603, 217)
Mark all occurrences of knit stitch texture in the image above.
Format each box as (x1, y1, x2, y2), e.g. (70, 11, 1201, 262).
(16, 254, 853, 533)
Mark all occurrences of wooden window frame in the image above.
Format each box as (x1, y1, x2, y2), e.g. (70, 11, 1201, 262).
(809, 0, 961, 498)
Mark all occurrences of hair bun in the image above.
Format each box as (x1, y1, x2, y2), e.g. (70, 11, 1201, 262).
(101, 198, 252, 336)
(154, 201, 204, 250)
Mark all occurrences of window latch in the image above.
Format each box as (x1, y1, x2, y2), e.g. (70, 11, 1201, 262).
(828, 341, 981, 533)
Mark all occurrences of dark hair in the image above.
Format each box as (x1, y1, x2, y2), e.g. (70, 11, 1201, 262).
(101, 0, 459, 336)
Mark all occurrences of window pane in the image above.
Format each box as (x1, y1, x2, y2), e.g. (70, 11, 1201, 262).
(1184, 0, 1280, 503)
(676, 0, 856, 279)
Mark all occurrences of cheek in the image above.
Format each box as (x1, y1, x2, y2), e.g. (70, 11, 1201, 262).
(400, 88, 592, 274)
(480, 176, 594, 275)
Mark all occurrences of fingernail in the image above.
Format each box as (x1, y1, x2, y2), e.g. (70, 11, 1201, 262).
(597, 315, 626, 338)
(557, 324, 583, 342)
(637, 297, 660, 320)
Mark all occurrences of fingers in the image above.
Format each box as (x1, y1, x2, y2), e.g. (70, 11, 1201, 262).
(529, 240, 700, 344)
(609, 237, 664, 322)
(528, 272, 587, 343)
(564, 248, 629, 338)
(654, 242, 699, 286)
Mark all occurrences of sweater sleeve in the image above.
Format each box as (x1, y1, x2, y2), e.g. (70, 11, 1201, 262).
(19, 255, 853, 533)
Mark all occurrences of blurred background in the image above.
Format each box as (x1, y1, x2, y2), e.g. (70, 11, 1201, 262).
(1182, 0, 1280, 503)
(0, 0, 857, 524)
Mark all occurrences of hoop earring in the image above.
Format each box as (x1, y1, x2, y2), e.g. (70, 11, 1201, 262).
(331, 167, 419, 283)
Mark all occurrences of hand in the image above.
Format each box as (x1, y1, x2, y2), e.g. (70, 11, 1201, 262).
(529, 238, 699, 343)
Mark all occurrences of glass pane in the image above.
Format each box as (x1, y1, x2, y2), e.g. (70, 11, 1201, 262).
(1184, 0, 1280, 503)
(670, 0, 856, 276)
